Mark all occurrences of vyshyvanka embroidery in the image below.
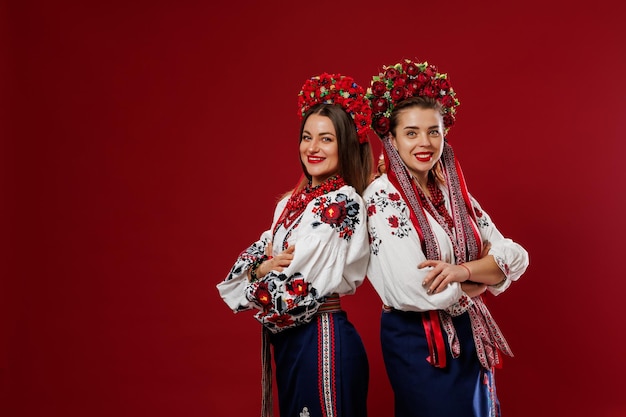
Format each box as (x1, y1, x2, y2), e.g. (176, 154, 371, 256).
(246, 271, 321, 333)
(275, 175, 346, 232)
(312, 193, 361, 240)
(318, 313, 337, 417)
(366, 189, 413, 240)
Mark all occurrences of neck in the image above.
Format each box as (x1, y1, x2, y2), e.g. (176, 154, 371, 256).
(411, 172, 429, 191)
(311, 173, 339, 188)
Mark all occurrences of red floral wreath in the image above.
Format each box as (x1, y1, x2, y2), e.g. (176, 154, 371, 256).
(298, 73, 372, 144)
(366, 59, 460, 137)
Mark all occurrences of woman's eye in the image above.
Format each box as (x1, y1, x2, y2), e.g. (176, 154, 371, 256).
(429, 130, 440, 136)
(322, 136, 333, 142)
(302, 135, 311, 141)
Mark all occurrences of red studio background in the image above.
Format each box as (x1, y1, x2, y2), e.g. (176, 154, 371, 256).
(3, 1, 626, 416)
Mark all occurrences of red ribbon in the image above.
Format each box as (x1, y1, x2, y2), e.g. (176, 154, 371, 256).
(422, 310, 447, 368)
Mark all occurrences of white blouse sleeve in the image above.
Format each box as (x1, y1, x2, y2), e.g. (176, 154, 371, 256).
(215, 198, 288, 312)
(470, 196, 529, 296)
(364, 175, 463, 311)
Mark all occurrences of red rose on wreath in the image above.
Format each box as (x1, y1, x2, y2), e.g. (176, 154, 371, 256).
(441, 94, 455, 108)
(393, 77, 406, 88)
(371, 80, 387, 97)
(374, 116, 390, 135)
(405, 61, 419, 76)
(435, 77, 450, 91)
(372, 97, 388, 113)
(385, 67, 399, 80)
(422, 85, 438, 98)
(390, 86, 405, 101)
(407, 80, 421, 94)
(443, 114, 455, 128)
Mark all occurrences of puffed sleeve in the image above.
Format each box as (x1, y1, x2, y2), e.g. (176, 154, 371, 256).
(281, 187, 369, 296)
(243, 186, 369, 333)
(216, 198, 288, 312)
(470, 196, 529, 296)
(364, 175, 463, 311)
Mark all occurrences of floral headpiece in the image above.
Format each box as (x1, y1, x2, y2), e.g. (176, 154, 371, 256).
(366, 59, 460, 137)
(298, 73, 372, 144)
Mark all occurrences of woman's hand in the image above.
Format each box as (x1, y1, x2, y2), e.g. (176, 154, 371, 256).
(419, 260, 471, 295)
(419, 241, 496, 294)
(256, 242, 295, 277)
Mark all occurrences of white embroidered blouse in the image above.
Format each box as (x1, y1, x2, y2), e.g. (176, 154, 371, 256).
(217, 184, 369, 332)
(364, 174, 529, 312)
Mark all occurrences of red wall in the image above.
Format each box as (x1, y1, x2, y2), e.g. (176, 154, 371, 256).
(4, 1, 626, 416)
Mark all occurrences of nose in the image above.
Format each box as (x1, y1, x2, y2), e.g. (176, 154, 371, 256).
(308, 138, 320, 153)
(416, 132, 431, 147)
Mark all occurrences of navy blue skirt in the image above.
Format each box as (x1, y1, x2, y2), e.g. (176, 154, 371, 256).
(270, 311, 369, 417)
(381, 308, 500, 417)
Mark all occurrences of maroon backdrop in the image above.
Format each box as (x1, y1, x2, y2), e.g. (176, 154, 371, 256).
(4, 1, 626, 416)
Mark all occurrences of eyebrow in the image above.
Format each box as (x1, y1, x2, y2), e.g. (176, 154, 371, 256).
(402, 125, 440, 131)
(303, 130, 336, 137)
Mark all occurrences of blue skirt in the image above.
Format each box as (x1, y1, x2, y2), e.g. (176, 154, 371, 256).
(270, 311, 369, 417)
(381, 308, 500, 417)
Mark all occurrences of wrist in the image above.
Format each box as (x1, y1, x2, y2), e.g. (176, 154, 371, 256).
(249, 255, 269, 282)
(459, 263, 472, 282)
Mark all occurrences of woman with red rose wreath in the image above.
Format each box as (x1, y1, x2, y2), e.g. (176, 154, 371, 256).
(363, 59, 529, 417)
(217, 73, 374, 417)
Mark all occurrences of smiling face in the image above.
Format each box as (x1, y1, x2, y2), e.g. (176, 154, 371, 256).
(391, 106, 444, 186)
(300, 114, 340, 186)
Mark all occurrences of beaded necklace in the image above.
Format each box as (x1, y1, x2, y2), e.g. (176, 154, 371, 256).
(424, 179, 456, 231)
(275, 175, 346, 231)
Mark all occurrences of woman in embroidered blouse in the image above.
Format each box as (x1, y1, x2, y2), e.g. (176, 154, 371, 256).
(364, 59, 529, 417)
(217, 73, 374, 417)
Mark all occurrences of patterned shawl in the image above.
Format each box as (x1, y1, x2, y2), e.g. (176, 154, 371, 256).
(381, 134, 512, 370)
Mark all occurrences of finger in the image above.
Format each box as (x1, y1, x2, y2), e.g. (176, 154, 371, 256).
(426, 273, 445, 294)
(422, 269, 436, 287)
(266, 242, 273, 257)
(422, 264, 443, 288)
(433, 278, 450, 294)
(434, 274, 450, 293)
(280, 253, 295, 264)
(418, 259, 439, 269)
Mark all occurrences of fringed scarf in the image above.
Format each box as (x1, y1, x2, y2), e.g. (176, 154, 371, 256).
(381, 134, 513, 370)
(261, 328, 273, 417)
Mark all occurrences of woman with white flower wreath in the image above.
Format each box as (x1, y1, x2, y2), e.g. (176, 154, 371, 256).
(363, 59, 529, 417)
(217, 73, 374, 417)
